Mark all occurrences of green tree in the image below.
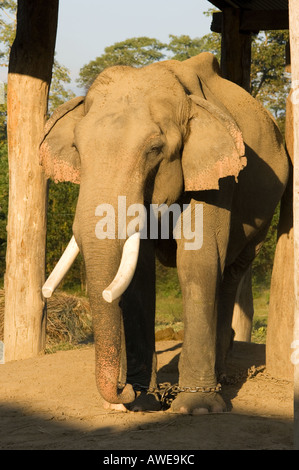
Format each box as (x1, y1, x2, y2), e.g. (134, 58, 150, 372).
(0, 142, 8, 284)
(46, 181, 83, 291)
(48, 58, 76, 114)
(251, 30, 290, 132)
(0, 83, 7, 142)
(77, 37, 167, 90)
(167, 33, 221, 61)
(0, 0, 16, 66)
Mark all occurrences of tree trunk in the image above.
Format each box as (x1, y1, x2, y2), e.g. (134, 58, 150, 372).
(232, 267, 254, 342)
(4, 1, 59, 361)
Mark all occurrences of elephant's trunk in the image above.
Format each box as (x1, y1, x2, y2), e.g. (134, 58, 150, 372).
(92, 297, 136, 404)
(82, 230, 140, 405)
(88, 248, 136, 404)
(95, 232, 140, 403)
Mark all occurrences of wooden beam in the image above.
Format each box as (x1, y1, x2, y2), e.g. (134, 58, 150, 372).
(208, 0, 227, 11)
(240, 10, 289, 32)
(208, 0, 241, 10)
(212, 10, 289, 33)
(211, 12, 223, 33)
(220, 7, 251, 92)
(289, 0, 299, 450)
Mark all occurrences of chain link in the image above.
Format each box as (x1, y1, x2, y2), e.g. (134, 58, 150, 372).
(158, 382, 222, 407)
(133, 382, 221, 408)
(118, 381, 222, 408)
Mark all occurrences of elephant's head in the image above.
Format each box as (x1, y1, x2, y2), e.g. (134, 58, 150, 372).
(40, 53, 246, 404)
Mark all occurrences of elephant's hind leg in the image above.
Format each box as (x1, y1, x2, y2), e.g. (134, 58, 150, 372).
(216, 230, 268, 381)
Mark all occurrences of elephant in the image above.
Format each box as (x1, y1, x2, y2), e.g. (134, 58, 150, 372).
(40, 52, 289, 414)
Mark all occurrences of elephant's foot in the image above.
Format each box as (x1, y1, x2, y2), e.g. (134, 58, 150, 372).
(102, 390, 161, 412)
(125, 390, 162, 412)
(102, 400, 128, 412)
(170, 391, 226, 415)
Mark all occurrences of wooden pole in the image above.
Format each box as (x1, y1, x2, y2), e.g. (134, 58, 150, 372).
(220, 7, 252, 93)
(4, 1, 59, 361)
(266, 93, 294, 382)
(289, 0, 299, 450)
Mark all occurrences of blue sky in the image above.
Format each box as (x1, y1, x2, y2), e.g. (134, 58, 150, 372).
(1, 0, 215, 93)
(56, 0, 214, 93)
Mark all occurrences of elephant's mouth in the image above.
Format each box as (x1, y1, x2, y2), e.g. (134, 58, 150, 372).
(42, 231, 141, 303)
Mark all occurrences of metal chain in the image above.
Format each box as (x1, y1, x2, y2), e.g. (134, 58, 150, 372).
(158, 382, 222, 407)
(175, 384, 222, 393)
(118, 381, 222, 408)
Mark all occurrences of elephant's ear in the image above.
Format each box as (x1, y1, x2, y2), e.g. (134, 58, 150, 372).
(40, 96, 85, 184)
(182, 95, 247, 191)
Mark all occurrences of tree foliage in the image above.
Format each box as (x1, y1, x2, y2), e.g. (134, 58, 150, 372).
(0, 143, 8, 283)
(0, 0, 16, 66)
(167, 33, 221, 61)
(46, 181, 84, 291)
(251, 30, 290, 131)
(48, 58, 76, 114)
(77, 37, 167, 90)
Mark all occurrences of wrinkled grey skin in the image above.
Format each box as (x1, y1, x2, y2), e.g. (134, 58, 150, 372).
(40, 53, 289, 414)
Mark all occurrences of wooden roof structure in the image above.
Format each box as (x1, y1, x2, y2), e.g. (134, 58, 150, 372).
(210, 0, 289, 32)
(207, 0, 289, 91)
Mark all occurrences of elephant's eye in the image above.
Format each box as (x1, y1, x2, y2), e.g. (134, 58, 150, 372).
(147, 143, 164, 156)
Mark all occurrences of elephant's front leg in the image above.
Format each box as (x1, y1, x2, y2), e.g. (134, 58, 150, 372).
(171, 203, 227, 414)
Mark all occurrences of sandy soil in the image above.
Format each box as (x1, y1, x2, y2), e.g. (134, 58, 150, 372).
(0, 340, 294, 450)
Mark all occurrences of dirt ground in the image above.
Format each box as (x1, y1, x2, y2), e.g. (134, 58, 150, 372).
(0, 340, 294, 450)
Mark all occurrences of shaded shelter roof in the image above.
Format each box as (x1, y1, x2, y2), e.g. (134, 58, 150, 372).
(208, 0, 289, 32)
(209, 0, 288, 10)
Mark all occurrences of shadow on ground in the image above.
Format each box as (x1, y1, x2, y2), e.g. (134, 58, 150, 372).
(0, 341, 294, 450)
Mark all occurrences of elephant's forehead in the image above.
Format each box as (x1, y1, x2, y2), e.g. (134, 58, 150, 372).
(88, 66, 184, 108)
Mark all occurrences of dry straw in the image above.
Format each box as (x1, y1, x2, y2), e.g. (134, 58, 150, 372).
(0, 290, 93, 347)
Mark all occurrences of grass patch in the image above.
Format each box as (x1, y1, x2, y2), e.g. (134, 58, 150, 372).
(252, 285, 269, 344)
(155, 261, 183, 332)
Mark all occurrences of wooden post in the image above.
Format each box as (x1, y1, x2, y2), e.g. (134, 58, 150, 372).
(220, 7, 252, 93)
(4, 1, 59, 361)
(266, 93, 294, 382)
(289, 0, 299, 450)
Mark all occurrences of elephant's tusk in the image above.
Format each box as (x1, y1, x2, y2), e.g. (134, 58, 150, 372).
(42, 235, 80, 298)
(102, 232, 140, 303)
